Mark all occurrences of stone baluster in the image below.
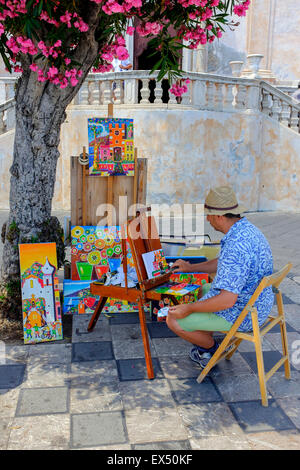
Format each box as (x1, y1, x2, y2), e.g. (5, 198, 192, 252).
(290, 107, 299, 131)
(280, 102, 291, 127)
(245, 84, 260, 113)
(0, 109, 6, 134)
(89, 79, 101, 105)
(140, 79, 150, 104)
(271, 95, 281, 122)
(223, 83, 235, 112)
(168, 84, 177, 105)
(206, 81, 215, 110)
(191, 79, 206, 107)
(181, 80, 191, 105)
(124, 78, 138, 104)
(102, 80, 113, 104)
(79, 81, 89, 105)
(261, 89, 272, 116)
(6, 107, 15, 130)
(235, 84, 247, 110)
(154, 79, 163, 104)
(214, 82, 223, 111)
(114, 79, 123, 104)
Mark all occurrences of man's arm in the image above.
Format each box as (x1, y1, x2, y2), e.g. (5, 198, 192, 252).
(172, 257, 218, 274)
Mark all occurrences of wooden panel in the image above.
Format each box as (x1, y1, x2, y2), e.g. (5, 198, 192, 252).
(70, 156, 148, 227)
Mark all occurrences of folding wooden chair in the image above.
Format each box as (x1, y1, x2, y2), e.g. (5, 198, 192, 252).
(197, 263, 293, 406)
(87, 208, 182, 380)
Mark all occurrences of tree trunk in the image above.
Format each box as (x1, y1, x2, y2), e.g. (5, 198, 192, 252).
(1, 73, 70, 319)
(0, 4, 103, 320)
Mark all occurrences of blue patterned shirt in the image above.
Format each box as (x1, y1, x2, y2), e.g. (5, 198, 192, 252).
(201, 217, 274, 332)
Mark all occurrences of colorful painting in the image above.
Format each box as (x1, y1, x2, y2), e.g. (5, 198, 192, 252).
(169, 272, 209, 285)
(71, 225, 134, 282)
(19, 243, 63, 345)
(88, 118, 134, 176)
(63, 280, 150, 315)
(142, 249, 168, 279)
(151, 272, 209, 321)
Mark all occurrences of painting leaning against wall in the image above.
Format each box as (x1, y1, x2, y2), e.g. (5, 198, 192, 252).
(19, 243, 63, 345)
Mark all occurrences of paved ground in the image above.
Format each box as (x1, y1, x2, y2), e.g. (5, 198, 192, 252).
(0, 211, 300, 450)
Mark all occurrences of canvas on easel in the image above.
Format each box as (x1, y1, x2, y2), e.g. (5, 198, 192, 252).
(88, 118, 134, 176)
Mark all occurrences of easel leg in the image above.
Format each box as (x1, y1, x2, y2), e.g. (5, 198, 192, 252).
(138, 298, 154, 379)
(87, 296, 108, 332)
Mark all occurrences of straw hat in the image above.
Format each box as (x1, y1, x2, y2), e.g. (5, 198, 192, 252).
(204, 186, 246, 216)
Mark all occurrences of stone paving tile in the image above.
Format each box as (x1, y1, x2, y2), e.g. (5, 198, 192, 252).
(16, 386, 69, 417)
(71, 411, 127, 449)
(119, 378, 175, 410)
(0, 417, 13, 450)
(72, 315, 112, 343)
(111, 324, 156, 360)
(22, 362, 71, 388)
(70, 360, 119, 386)
(72, 341, 114, 362)
(168, 377, 222, 404)
(266, 370, 300, 399)
(208, 352, 254, 378)
(125, 408, 188, 444)
(211, 373, 272, 403)
(116, 358, 163, 381)
(229, 400, 296, 433)
(158, 356, 200, 379)
(190, 436, 252, 450)
(240, 350, 294, 375)
(147, 322, 177, 339)
(276, 397, 300, 429)
(178, 402, 244, 439)
(0, 388, 20, 418)
(152, 337, 192, 357)
(7, 414, 70, 450)
(4, 345, 29, 364)
(28, 343, 72, 364)
(0, 364, 26, 389)
(70, 382, 123, 414)
(245, 429, 300, 450)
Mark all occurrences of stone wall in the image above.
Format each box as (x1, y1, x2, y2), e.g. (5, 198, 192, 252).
(52, 105, 300, 213)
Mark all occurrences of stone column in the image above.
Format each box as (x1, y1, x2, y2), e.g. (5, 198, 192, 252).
(244, 0, 277, 82)
(182, 42, 207, 73)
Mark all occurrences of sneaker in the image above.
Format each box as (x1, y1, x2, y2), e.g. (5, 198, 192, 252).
(189, 348, 214, 368)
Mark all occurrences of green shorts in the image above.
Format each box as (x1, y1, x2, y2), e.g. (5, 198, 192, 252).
(177, 283, 233, 332)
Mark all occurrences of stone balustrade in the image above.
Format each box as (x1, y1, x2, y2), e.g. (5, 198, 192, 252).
(0, 98, 15, 134)
(0, 70, 299, 135)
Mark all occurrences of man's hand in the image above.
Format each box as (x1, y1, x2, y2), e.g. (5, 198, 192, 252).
(168, 303, 192, 320)
(171, 259, 192, 273)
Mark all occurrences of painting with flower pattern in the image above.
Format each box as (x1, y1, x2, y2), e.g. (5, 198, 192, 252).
(70, 225, 134, 281)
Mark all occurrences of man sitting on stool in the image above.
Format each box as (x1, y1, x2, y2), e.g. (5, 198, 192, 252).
(167, 185, 274, 369)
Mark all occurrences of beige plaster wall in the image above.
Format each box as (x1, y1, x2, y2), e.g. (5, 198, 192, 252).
(0, 106, 299, 213)
(55, 105, 300, 213)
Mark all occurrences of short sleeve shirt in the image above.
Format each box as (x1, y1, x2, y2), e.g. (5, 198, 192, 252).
(201, 217, 274, 332)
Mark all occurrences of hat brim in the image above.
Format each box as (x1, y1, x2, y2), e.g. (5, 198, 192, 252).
(204, 204, 247, 216)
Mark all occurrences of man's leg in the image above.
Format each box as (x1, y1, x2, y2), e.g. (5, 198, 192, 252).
(166, 315, 215, 348)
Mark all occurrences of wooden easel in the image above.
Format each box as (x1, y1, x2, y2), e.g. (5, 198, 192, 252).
(88, 208, 180, 380)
